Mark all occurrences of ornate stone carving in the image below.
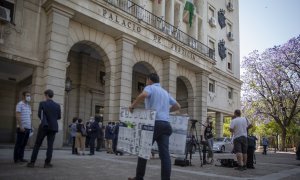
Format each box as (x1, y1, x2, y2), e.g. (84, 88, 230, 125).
(218, 9, 226, 29)
(218, 39, 226, 60)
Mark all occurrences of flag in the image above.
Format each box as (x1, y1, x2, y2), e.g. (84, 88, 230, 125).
(184, 0, 194, 27)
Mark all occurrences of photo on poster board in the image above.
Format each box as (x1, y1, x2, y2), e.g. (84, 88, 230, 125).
(117, 107, 156, 159)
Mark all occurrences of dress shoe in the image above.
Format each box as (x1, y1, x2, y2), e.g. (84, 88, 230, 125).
(27, 162, 35, 168)
(128, 177, 136, 180)
(20, 159, 28, 163)
(44, 163, 53, 168)
(88, 153, 94, 156)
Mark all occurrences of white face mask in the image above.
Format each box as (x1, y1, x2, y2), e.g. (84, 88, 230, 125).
(26, 96, 31, 102)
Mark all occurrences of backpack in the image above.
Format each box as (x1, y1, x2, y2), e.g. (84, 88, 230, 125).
(81, 126, 87, 136)
(217, 158, 238, 167)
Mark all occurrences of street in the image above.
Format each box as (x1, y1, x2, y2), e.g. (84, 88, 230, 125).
(0, 148, 299, 180)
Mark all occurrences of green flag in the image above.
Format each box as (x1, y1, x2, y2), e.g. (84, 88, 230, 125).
(184, 0, 194, 27)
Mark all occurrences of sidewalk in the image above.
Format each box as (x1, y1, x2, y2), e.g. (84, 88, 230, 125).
(0, 148, 299, 180)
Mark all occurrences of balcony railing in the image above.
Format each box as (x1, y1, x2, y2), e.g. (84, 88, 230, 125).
(104, 0, 215, 60)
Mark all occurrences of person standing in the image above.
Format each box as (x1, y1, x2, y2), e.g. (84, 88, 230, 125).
(262, 137, 269, 155)
(27, 89, 61, 168)
(247, 134, 257, 169)
(128, 73, 181, 180)
(69, 117, 78, 154)
(88, 116, 100, 155)
(76, 119, 86, 155)
(204, 119, 214, 164)
(96, 118, 104, 152)
(105, 122, 114, 154)
(230, 109, 252, 171)
(14, 91, 32, 163)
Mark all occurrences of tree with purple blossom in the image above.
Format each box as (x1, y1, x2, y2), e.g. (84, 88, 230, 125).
(242, 35, 300, 150)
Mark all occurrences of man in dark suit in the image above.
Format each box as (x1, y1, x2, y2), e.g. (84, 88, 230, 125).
(88, 116, 100, 155)
(27, 89, 61, 168)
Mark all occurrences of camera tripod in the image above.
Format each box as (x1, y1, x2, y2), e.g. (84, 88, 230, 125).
(185, 119, 203, 167)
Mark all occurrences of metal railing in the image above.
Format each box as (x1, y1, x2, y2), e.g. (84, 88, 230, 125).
(104, 0, 215, 60)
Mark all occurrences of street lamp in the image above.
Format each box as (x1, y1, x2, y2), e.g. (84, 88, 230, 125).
(64, 77, 72, 145)
(65, 77, 72, 92)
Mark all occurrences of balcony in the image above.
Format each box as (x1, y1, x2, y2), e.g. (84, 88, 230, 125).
(104, 0, 215, 60)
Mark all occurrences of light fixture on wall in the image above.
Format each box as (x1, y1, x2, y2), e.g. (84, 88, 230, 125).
(100, 71, 106, 85)
(65, 77, 73, 92)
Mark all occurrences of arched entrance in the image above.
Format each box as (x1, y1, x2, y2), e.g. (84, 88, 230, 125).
(131, 62, 156, 108)
(176, 76, 194, 117)
(64, 41, 107, 144)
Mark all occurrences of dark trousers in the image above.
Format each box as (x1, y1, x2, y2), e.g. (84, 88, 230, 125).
(263, 145, 267, 155)
(89, 136, 96, 154)
(30, 125, 56, 164)
(247, 147, 255, 167)
(72, 137, 77, 154)
(113, 137, 118, 153)
(14, 128, 30, 162)
(96, 137, 103, 151)
(136, 121, 172, 180)
(85, 136, 90, 148)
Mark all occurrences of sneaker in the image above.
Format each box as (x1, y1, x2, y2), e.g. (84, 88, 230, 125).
(44, 163, 53, 168)
(27, 162, 35, 168)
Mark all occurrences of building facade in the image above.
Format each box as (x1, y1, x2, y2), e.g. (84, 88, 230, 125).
(0, 0, 241, 147)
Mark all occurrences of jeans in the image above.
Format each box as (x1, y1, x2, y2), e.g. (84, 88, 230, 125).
(247, 147, 255, 167)
(14, 128, 30, 162)
(30, 125, 56, 164)
(136, 121, 172, 180)
(263, 145, 267, 155)
(206, 138, 214, 159)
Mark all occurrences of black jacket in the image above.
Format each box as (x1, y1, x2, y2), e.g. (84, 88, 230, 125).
(38, 99, 61, 132)
(89, 121, 100, 138)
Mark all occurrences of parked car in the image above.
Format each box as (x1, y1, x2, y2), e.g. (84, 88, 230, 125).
(213, 137, 233, 153)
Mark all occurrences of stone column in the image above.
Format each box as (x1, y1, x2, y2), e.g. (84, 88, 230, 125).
(215, 112, 224, 138)
(165, 0, 174, 25)
(189, 16, 198, 39)
(194, 71, 209, 135)
(29, 66, 45, 146)
(42, 3, 74, 147)
(153, 0, 165, 18)
(109, 35, 137, 121)
(162, 56, 179, 98)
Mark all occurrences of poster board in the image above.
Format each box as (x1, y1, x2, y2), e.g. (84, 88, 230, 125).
(117, 107, 156, 159)
(153, 115, 189, 155)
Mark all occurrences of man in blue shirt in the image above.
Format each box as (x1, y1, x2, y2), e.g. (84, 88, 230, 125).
(128, 73, 181, 180)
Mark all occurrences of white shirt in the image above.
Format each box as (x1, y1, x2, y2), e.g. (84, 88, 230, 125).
(230, 117, 249, 139)
(16, 101, 32, 129)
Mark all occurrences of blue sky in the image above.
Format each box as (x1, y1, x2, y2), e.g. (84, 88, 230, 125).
(239, 0, 300, 60)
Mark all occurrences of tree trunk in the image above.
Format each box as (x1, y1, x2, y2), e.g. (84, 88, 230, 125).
(280, 129, 287, 151)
